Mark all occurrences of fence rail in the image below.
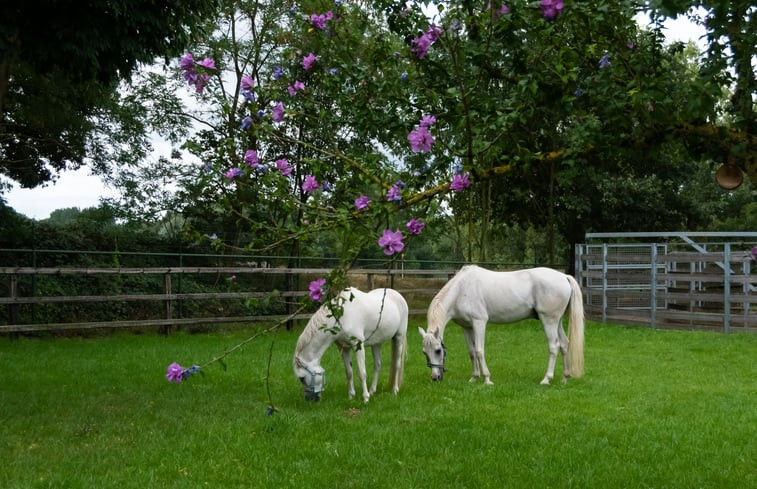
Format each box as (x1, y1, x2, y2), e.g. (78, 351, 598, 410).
(1, 266, 455, 333)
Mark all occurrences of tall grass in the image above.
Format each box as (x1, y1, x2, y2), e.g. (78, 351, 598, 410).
(1, 320, 755, 488)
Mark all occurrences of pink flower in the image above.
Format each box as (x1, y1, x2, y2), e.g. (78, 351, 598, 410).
(166, 362, 184, 382)
(275, 159, 292, 176)
(241, 74, 255, 91)
(310, 12, 333, 29)
(197, 57, 216, 71)
(288, 81, 306, 96)
(180, 53, 194, 71)
(224, 167, 243, 180)
(309, 278, 326, 302)
(355, 195, 371, 210)
(487, 2, 509, 16)
(272, 101, 285, 122)
(539, 0, 564, 19)
(450, 172, 471, 192)
(244, 150, 259, 167)
(408, 126, 434, 153)
(378, 229, 405, 256)
(386, 184, 402, 202)
(303, 52, 317, 70)
(302, 175, 319, 193)
(419, 115, 436, 128)
(406, 218, 425, 235)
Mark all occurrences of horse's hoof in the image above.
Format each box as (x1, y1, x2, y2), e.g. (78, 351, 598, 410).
(484, 379, 494, 386)
(540, 376, 552, 385)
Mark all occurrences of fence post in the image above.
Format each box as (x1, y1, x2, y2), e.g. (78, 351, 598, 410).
(601, 243, 607, 323)
(9, 274, 18, 326)
(650, 243, 657, 328)
(723, 243, 731, 333)
(163, 272, 173, 335)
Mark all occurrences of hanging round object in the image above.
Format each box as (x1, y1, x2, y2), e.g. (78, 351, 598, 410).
(715, 164, 743, 190)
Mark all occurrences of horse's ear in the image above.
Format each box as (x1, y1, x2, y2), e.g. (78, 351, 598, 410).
(418, 327, 426, 337)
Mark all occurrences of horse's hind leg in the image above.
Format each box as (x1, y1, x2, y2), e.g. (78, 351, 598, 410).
(341, 348, 356, 400)
(540, 319, 561, 385)
(369, 344, 382, 395)
(557, 319, 570, 381)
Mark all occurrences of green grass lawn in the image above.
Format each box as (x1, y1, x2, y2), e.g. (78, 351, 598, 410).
(1, 320, 755, 488)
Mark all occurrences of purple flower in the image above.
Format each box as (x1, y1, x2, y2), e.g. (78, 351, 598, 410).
(329, 68, 338, 75)
(276, 158, 292, 176)
(540, 0, 564, 19)
(419, 115, 436, 128)
(241, 90, 255, 103)
(180, 53, 194, 72)
(378, 229, 405, 256)
(166, 362, 184, 383)
(487, 2, 509, 16)
(241, 116, 252, 130)
(288, 81, 306, 96)
(408, 126, 434, 153)
(450, 172, 471, 192)
(273, 66, 285, 80)
(303, 52, 317, 71)
(230, 275, 237, 281)
(197, 57, 216, 71)
(244, 150, 259, 167)
(410, 33, 433, 59)
(406, 218, 425, 235)
(309, 278, 326, 302)
(355, 195, 371, 211)
(386, 184, 402, 202)
(302, 175, 319, 193)
(272, 101, 285, 122)
(311, 12, 333, 29)
(224, 167, 243, 180)
(599, 55, 611, 69)
(241, 75, 255, 91)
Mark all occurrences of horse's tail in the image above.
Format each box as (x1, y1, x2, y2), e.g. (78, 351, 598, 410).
(389, 333, 407, 393)
(566, 274, 585, 378)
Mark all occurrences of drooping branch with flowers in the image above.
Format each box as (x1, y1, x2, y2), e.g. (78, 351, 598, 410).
(162, 0, 750, 395)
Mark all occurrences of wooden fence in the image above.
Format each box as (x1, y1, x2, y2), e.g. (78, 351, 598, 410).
(577, 233, 756, 333)
(0, 266, 455, 333)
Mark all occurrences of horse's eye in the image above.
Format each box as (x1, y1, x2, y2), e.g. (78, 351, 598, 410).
(435, 349, 442, 355)
(298, 376, 305, 384)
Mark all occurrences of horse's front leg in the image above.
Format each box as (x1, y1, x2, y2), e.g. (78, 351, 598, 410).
(472, 322, 493, 385)
(341, 347, 356, 400)
(354, 344, 370, 403)
(462, 328, 481, 382)
(369, 344, 382, 395)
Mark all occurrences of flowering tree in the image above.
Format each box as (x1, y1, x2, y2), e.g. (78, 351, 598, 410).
(139, 0, 753, 301)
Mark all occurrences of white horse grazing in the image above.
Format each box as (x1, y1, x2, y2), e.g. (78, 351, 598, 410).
(293, 287, 408, 402)
(418, 265, 584, 385)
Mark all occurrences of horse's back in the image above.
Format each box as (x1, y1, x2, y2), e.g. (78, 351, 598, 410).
(449, 266, 572, 323)
(341, 288, 408, 344)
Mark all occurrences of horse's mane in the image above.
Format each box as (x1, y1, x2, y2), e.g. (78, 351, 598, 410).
(427, 266, 475, 334)
(295, 288, 355, 356)
(295, 300, 335, 356)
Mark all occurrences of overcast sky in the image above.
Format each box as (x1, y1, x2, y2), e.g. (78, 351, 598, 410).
(4, 14, 706, 220)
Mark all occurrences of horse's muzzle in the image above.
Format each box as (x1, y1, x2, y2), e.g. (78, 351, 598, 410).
(304, 390, 321, 402)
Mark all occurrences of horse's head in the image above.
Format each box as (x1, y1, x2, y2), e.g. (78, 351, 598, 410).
(418, 327, 446, 381)
(293, 356, 326, 401)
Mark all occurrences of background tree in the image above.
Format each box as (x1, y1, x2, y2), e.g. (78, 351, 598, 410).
(0, 0, 218, 190)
